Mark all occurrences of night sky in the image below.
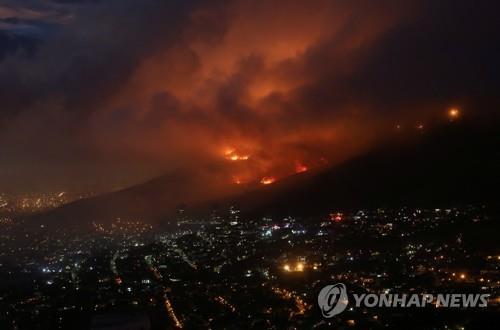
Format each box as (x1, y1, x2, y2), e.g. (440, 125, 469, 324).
(0, 0, 499, 194)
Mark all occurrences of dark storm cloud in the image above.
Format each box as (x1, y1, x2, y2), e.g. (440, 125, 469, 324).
(0, 0, 204, 116)
(0, 0, 209, 192)
(0, 30, 38, 61)
(0, 0, 498, 193)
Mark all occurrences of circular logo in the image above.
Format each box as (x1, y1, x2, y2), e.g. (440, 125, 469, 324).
(317, 283, 349, 318)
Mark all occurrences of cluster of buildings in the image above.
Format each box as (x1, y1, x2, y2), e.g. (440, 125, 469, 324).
(0, 202, 498, 329)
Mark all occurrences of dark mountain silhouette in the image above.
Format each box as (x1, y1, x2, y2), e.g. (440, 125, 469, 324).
(26, 120, 499, 229)
(25, 169, 243, 229)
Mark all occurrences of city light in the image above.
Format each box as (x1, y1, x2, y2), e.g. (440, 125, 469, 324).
(448, 108, 460, 120)
(283, 262, 306, 272)
(330, 212, 343, 222)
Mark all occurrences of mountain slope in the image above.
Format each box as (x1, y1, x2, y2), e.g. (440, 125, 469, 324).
(28, 121, 499, 228)
(206, 121, 499, 217)
(26, 169, 241, 229)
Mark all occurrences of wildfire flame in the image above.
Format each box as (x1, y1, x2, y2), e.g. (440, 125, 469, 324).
(260, 176, 276, 185)
(224, 148, 249, 161)
(295, 162, 308, 173)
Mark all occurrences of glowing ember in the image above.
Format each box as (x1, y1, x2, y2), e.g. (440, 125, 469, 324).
(448, 108, 460, 120)
(260, 176, 276, 185)
(295, 162, 308, 173)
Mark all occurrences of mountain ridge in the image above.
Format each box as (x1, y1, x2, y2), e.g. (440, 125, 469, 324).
(26, 120, 499, 229)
